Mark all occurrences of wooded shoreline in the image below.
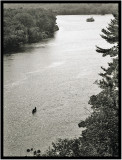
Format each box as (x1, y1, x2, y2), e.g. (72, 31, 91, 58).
(3, 8, 59, 53)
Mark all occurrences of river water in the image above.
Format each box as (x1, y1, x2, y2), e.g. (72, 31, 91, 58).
(4, 15, 113, 156)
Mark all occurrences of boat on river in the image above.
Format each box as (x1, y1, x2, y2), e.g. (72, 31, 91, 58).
(86, 17, 95, 22)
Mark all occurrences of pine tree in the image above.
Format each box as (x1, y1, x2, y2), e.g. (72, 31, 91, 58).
(96, 13, 119, 90)
(79, 12, 119, 157)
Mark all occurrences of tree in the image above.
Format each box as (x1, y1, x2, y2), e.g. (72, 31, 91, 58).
(13, 13, 35, 28)
(79, 12, 119, 157)
(3, 8, 58, 53)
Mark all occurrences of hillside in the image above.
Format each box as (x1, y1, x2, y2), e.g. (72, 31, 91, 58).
(3, 3, 118, 15)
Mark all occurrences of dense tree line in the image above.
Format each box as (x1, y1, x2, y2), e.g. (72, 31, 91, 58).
(52, 3, 118, 15)
(3, 8, 59, 53)
(4, 3, 118, 15)
(26, 12, 119, 158)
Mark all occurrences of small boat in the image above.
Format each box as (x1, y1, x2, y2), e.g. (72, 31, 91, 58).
(32, 107, 37, 114)
(86, 17, 95, 22)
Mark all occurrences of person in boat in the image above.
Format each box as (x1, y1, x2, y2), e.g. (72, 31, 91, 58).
(32, 107, 37, 114)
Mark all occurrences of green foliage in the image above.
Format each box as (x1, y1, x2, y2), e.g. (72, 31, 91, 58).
(3, 8, 58, 53)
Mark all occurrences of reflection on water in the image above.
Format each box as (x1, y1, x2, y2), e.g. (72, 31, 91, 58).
(4, 15, 113, 156)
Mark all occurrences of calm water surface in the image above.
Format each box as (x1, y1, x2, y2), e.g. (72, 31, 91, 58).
(4, 15, 113, 156)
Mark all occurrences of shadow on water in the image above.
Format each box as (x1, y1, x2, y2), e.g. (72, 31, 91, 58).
(4, 45, 37, 55)
(3, 36, 56, 56)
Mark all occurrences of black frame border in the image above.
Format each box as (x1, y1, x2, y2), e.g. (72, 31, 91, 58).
(1, 0, 121, 159)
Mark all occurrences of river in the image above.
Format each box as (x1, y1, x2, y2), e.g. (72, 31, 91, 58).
(4, 15, 113, 156)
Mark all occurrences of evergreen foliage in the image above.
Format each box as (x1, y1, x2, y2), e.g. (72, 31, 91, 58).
(80, 13, 119, 157)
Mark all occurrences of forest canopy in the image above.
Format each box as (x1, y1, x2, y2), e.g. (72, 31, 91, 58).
(3, 8, 59, 53)
(4, 3, 118, 15)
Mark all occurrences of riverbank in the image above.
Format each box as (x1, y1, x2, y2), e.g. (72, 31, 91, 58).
(3, 8, 59, 53)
